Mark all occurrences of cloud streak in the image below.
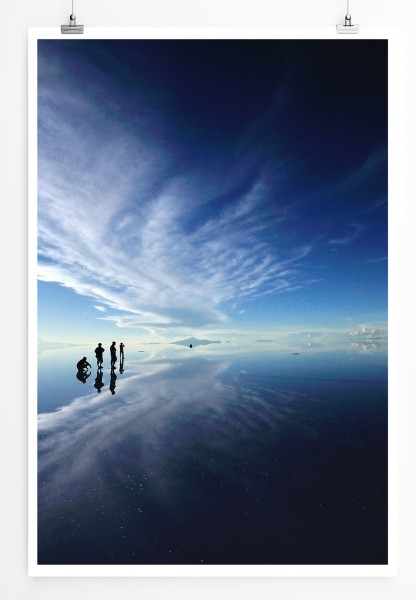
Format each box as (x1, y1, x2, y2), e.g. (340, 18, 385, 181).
(328, 224, 365, 246)
(38, 51, 313, 331)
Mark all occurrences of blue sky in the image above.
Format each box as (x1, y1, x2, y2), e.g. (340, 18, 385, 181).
(37, 40, 387, 343)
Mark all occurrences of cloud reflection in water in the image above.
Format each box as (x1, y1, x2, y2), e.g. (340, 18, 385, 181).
(38, 356, 310, 512)
(38, 350, 387, 565)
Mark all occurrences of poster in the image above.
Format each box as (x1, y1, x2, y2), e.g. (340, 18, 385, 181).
(29, 30, 391, 575)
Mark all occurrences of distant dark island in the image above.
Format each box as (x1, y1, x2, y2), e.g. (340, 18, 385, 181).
(172, 337, 221, 348)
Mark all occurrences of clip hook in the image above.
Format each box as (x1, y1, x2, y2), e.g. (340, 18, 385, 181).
(336, 1, 359, 33)
(61, 2, 84, 34)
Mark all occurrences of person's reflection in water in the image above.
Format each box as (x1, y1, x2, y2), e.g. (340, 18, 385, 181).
(119, 357, 124, 374)
(76, 369, 91, 384)
(76, 357, 91, 384)
(94, 369, 105, 393)
(109, 367, 117, 395)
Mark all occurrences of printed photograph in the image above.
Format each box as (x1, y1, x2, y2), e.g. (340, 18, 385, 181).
(36, 39, 388, 565)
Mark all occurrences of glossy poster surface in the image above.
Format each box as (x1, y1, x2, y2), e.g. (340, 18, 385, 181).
(33, 36, 388, 572)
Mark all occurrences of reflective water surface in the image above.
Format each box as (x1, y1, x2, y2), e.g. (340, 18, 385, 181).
(38, 343, 387, 564)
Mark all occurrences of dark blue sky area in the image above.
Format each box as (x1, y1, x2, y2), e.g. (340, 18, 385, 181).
(37, 39, 387, 338)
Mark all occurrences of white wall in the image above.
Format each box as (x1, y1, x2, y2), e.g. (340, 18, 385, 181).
(1, 1, 415, 599)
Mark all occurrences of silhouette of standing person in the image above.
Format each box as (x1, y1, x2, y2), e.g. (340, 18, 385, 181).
(109, 369, 117, 395)
(110, 341, 117, 368)
(119, 342, 125, 359)
(94, 343, 105, 369)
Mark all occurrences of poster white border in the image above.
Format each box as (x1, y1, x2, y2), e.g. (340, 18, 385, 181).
(28, 25, 398, 578)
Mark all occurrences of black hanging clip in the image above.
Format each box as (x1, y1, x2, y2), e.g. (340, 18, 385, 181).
(61, 2, 84, 34)
(336, 1, 359, 33)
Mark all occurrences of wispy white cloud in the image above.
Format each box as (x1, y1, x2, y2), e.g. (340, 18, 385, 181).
(322, 147, 387, 199)
(350, 327, 381, 337)
(93, 305, 106, 312)
(38, 338, 88, 353)
(365, 256, 387, 265)
(344, 148, 387, 189)
(38, 60, 313, 332)
(329, 224, 364, 246)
